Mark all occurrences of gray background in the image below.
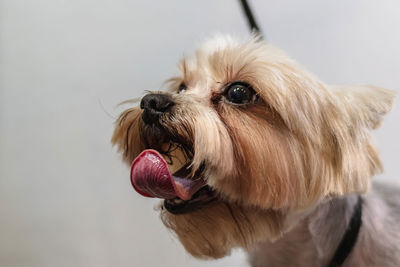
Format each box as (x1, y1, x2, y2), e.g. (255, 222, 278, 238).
(1, 0, 399, 266)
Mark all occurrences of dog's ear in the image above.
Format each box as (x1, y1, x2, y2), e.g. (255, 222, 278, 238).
(332, 85, 395, 130)
(315, 85, 395, 198)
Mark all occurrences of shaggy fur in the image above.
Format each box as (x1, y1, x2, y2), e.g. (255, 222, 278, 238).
(112, 35, 397, 266)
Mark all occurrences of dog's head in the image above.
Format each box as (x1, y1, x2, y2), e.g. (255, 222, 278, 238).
(112, 35, 395, 258)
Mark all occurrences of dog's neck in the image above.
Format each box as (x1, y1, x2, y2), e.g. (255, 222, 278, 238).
(248, 194, 360, 267)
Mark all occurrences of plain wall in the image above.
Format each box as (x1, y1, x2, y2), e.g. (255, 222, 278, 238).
(1, 1, 399, 266)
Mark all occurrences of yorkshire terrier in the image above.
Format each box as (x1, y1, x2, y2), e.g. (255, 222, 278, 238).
(112, 35, 397, 266)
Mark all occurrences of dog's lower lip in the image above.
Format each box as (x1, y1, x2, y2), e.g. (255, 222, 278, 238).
(164, 159, 215, 214)
(163, 186, 217, 215)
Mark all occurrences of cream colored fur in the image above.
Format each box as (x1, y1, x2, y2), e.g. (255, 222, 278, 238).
(112, 35, 396, 264)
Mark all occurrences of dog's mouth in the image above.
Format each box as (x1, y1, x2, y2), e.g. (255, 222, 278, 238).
(130, 149, 217, 214)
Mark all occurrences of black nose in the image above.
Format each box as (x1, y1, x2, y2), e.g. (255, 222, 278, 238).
(140, 93, 175, 124)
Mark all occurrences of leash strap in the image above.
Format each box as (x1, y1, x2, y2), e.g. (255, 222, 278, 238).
(328, 195, 363, 267)
(238, 0, 263, 37)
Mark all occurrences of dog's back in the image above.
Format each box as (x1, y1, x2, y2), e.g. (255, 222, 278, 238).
(249, 181, 400, 267)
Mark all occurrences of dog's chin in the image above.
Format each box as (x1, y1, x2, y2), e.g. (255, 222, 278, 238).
(163, 186, 217, 214)
(160, 196, 287, 259)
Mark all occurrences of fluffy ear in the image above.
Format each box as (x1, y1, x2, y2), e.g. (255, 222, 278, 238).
(332, 85, 396, 129)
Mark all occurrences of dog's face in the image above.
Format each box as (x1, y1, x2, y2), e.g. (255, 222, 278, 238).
(112, 35, 395, 258)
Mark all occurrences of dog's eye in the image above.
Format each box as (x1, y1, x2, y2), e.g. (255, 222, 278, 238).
(225, 82, 255, 104)
(177, 83, 186, 94)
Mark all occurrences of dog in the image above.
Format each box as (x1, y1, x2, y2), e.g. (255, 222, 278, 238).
(112, 35, 397, 266)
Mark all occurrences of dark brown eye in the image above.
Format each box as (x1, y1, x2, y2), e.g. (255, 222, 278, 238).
(177, 83, 186, 94)
(225, 82, 255, 104)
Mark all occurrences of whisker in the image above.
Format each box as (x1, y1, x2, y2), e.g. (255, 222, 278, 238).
(117, 97, 141, 106)
(98, 98, 117, 119)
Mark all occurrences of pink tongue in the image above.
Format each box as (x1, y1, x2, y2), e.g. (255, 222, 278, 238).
(130, 149, 206, 201)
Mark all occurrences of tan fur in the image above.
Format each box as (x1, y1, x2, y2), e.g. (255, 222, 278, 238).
(112, 35, 395, 259)
(160, 202, 284, 259)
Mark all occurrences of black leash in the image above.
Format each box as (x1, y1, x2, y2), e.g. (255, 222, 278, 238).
(328, 195, 363, 267)
(238, 0, 263, 37)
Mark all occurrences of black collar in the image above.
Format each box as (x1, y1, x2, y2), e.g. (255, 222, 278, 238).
(328, 195, 363, 267)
